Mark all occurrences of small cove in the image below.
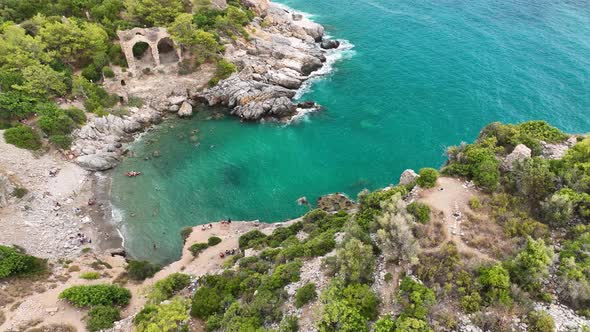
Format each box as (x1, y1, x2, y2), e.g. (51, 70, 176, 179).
(112, 0, 590, 264)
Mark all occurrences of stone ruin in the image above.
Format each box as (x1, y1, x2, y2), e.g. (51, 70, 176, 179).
(116, 27, 182, 73)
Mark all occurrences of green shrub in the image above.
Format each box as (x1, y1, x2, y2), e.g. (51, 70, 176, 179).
(4, 125, 41, 150)
(0, 245, 46, 278)
(469, 197, 481, 209)
(215, 59, 237, 79)
(101, 66, 115, 78)
(180, 227, 193, 244)
(148, 273, 191, 304)
(295, 283, 317, 308)
(126, 260, 161, 281)
(417, 168, 439, 188)
(80, 271, 101, 280)
(127, 96, 144, 108)
(190, 243, 209, 257)
(407, 202, 431, 223)
(269, 260, 302, 289)
(478, 263, 511, 305)
(527, 310, 555, 332)
(82, 64, 101, 82)
(208, 236, 222, 246)
(384, 272, 393, 282)
(238, 230, 267, 249)
(398, 277, 436, 320)
(64, 107, 86, 125)
(59, 284, 131, 307)
(12, 187, 28, 198)
(460, 292, 481, 313)
(134, 298, 190, 332)
(87, 305, 120, 332)
(191, 286, 224, 319)
(49, 135, 72, 150)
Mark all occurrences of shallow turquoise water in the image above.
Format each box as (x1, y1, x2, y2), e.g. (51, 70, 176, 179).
(112, 0, 590, 264)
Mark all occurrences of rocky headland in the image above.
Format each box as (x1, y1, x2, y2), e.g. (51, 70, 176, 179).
(71, 0, 341, 172)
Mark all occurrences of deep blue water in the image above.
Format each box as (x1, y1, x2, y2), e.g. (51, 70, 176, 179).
(112, 0, 590, 264)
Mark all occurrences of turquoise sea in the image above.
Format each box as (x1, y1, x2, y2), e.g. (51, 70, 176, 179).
(112, 0, 590, 264)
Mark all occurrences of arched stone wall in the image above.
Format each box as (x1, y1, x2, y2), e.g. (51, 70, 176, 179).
(117, 27, 182, 73)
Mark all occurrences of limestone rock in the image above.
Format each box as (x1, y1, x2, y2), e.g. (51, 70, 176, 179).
(76, 153, 120, 171)
(503, 144, 531, 171)
(242, 0, 270, 17)
(123, 119, 142, 133)
(399, 169, 419, 185)
(178, 101, 193, 118)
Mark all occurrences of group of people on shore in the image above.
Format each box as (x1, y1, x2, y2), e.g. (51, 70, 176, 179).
(201, 218, 232, 231)
(77, 232, 91, 245)
(219, 248, 239, 258)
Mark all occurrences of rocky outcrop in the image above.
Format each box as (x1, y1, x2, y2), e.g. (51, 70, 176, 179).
(178, 101, 193, 118)
(199, 76, 297, 120)
(399, 169, 419, 185)
(242, 0, 269, 17)
(76, 153, 120, 171)
(317, 193, 356, 212)
(541, 136, 579, 160)
(320, 39, 340, 50)
(71, 108, 162, 171)
(502, 144, 531, 171)
(197, 2, 329, 121)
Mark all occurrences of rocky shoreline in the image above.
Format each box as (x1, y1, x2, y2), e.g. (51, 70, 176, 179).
(71, 0, 342, 172)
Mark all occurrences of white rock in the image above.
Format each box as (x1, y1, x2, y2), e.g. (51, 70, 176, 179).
(178, 101, 193, 118)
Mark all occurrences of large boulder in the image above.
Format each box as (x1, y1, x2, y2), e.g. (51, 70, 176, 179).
(178, 101, 193, 118)
(242, 0, 270, 17)
(399, 169, 419, 186)
(503, 144, 531, 171)
(76, 153, 120, 171)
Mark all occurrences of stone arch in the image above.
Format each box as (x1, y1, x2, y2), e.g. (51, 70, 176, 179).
(157, 37, 180, 64)
(117, 27, 181, 73)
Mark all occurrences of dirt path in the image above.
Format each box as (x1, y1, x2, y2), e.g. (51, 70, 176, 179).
(418, 177, 497, 262)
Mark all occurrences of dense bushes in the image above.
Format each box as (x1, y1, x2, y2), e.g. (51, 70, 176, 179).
(295, 283, 317, 308)
(208, 236, 222, 246)
(80, 271, 101, 280)
(417, 168, 438, 188)
(3, 126, 41, 150)
(526, 310, 555, 332)
(148, 273, 191, 304)
(87, 305, 120, 332)
(59, 284, 131, 307)
(189, 242, 209, 257)
(0, 245, 46, 278)
(134, 297, 190, 332)
(238, 230, 267, 249)
(407, 202, 431, 224)
(126, 260, 161, 281)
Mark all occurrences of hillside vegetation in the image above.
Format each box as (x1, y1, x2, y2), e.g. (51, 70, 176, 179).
(0, 0, 249, 150)
(3, 120, 588, 331)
